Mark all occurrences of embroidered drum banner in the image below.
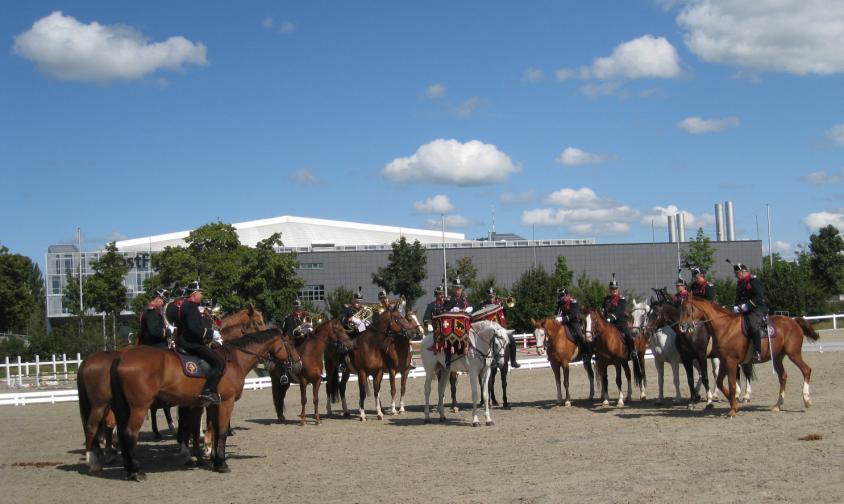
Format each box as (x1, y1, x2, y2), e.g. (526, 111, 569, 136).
(433, 312, 472, 344)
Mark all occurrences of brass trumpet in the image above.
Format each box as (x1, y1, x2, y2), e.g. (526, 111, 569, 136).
(504, 296, 516, 308)
(303, 311, 325, 325)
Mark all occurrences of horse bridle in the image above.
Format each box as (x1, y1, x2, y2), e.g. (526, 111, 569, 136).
(225, 337, 299, 370)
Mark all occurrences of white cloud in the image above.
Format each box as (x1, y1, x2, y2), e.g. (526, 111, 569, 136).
(806, 170, 842, 185)
(426, 83, 446, 99)
(425, 214, 473, 229)
(524, 67, 544, 82)
(278, 21, 296, 34)
(555, 68, 576, 81)
(582, 35, 683, 80)
(454, 97, 482, 117)
(413, 194, 455, 214)
(381, 139, 521, 186)
(521, 187, 639, 235)
(290, 168, 318, 185)
(679, 116, 740, 134)
(13, 11, 207, 83)
(640, 205, 715, 229)
(827, 124, 844, 146)
(678, 0, 844, 75)
(263, 16, 274, 29)
(772, 240, 793, 255)
(555, 147, 615, 166)
(499, 190, 536, 205)
(803, 211, 844, 231)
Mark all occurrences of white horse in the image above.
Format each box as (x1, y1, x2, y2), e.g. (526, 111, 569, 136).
(422, 319, 509, 426)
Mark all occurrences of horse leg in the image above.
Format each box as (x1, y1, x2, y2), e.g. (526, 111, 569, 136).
(150, 407, 161, 440)
(551, 361, 563, 406)
(373, 372, 385, 420)
(482, 366, 494, 426)
(501, 366, 509, 409)
(584, 357, 595, 400)
(599, 361, 609, 406)
(84, 405, 109, 474)
(164, 406, 175, 431)
(740, 363, 753, 403)
(121, 407, 148, 480)
(682, 357, 699, 406)
(618, 363, 628, 407)
(270, 368, 286, 422)
(399, 371, 408, 414)
(469, 368, 481, 427)
(725, 361, 738, 418)
(671, 358, 682, 404)
(424, 370, 434, 423)
(357, 372, 368, 422)
(299, 382, 308, 426)
(699, 354, 713, 410)
(488, 366, 498, 407)
(562, 362, 571, 407)
(772, 353, 787, 412)
(211, 402, 233, 473)
(655, 357, 665, 405)
(450, 371, 459, 413)
(787, 350, 813, 408)
(437, 369, 448, 422)
(388, 370, 398, 415)
(312, 382, 322, 425)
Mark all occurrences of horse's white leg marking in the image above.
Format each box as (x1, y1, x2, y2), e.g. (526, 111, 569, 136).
(803, 381, 812, 408)
(656, 357, 665, 403)
(470, 368, 480, 427)
(437, 368, 448, 421)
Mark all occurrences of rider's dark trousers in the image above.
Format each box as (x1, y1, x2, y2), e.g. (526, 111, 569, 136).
(181, 341, 225, 392)
(613, 322, 635, 353)
(744, 307, 768, 354)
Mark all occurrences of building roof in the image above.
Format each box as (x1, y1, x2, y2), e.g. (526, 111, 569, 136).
(115, 215, 466, 252)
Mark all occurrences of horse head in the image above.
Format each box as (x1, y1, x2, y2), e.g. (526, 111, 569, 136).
(404, 310, 425, 340)
(270, 332, 302, 375)
(677, 297, 703, 335)
(382, 306, 418, 340)
(319, 318, 354, 352)
(531, 318, 547, 353)
(630, 299, 649, 335)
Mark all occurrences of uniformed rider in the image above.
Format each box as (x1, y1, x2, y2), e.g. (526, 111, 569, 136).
(281, 299, 310, 346)
(164, 285, 185, 344)
(341, 291, 370, 338)
(176, 281, 225, 405)
(138, 288, 171, 348)
(443, 277, 472, 313)
(484, 288, 520, 368)
(690, 267, 716, 302)
(673, 277, 690, 306)
(422, 286, 446, 332)
(732, 262, 768, 362)
(602, 276, 636, 358)
(555, 287, 586, 357)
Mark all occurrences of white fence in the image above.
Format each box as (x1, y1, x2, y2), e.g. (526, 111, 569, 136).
(801, 313, 844, 330)
(1, 353, 83, 389)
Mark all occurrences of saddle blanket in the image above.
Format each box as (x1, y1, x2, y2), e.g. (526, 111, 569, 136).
(174, 349, 225, 378)
(741, 317, 776, 340)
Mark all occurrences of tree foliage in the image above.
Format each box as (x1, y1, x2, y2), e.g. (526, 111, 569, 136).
(446, 256, 478, 292)
(469, 276, 509, 308)
(682, 227, 715, 272)
(62, 271, 83, 318)
(508, 266, 557, 333)
(0, 246, 45, 333)
(325, 286, 354, 320)
(553, 256, 574, 289)
(84, 242, 129, 318)
(371, 237, 428, 307)
(712, 276, 736, 307)
(755, 253, 827, 316)
(570, 271, 606, 310)
(808, 224, 844, 294)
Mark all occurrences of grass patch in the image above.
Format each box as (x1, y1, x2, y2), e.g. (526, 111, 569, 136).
(798, 433, 823, 441)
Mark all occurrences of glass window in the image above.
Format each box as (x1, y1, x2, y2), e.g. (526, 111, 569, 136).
(298, 263, 324, 270)
(298, 285, 325, 302)
(51, 276, 61, 294)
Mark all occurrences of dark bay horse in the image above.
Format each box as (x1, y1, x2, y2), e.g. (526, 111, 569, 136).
(586, 310, 647, 407)
(325, 308, 418, 421)
(269, 319, 352, 425)
(110, 329, 300, 479)
(383, 310, 424, 415)
(220, 304, 266, 341)
(678, 297, 818, 418)
(77, 350, 121, 473)
(533, 318, 596, 406)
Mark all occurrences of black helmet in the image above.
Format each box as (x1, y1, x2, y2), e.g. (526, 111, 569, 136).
(726, 258, 749, 272)
(608, 273, 619, 289)
(185, 280, 204, 295)
(690, 267, 705, 277)
(486, 287, 495, 297)
(378, 290, 387, 299)
(151, 287, 169, 300)
(676, 277, 687, 287)
(434, 286, 444, 295)
(451, 276, 463, 289)
(557, 287, 568, 297)
(292, 299, 302, 309)
(353, 291, 364, 301)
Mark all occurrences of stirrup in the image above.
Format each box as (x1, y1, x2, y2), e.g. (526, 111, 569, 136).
(279, 374, 289, 386)
(752, 350, 761, 361)
(198, 391, 221, 405)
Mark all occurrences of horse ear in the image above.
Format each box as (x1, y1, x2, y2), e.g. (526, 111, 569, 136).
(248, 303, 254, 315)
(530, 318, 537, 327)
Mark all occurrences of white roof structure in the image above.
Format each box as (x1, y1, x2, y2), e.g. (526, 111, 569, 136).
(115, 215, 466, 253)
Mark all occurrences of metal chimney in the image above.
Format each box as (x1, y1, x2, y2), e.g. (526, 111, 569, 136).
(725, 200, 735, 241)
(667, 215, 677, 242)
(714, 203, 725, 241)
(676, 213, 686, 242)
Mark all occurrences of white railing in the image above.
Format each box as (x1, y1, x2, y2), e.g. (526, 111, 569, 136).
(801, 313, 844, 330)
(1, 353, 83, 389)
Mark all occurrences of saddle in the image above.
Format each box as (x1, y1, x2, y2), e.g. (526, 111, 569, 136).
(741, 316, 776, 340)
(173, 348, 225, 378)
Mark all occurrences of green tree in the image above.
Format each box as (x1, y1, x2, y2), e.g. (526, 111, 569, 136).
(371, 237, 428, 307)
(84, 242, 129, 348)
(808, 224, 844, 294)
(570, 271, 606, 310)
(552, 256, 574, 289)
(682, 227, 716, 272)
(756, 253, 827, 316)
(237, 233, 303, 322)
(63, 271, 83, 317)
(446, 256, 478, 292)
(712, 276, 736, 307)
(508, 266, 556, 333)
(325, 286, 354, 320)
(469, 276, 508, 308)
(0, 246, 44, 334)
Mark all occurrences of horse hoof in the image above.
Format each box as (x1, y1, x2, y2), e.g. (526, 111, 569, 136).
(503, 404, 511, 410)
(486, 420, 494, 426)
(127, 472, 146, 482)
(213, 465, 231, 474)
(804, 398, 812, 408)
(727, 410, 736, 419)
(377, 414, 384, 421)
(705, 403, 714, 410)
(601, 400, 609, 407)
(472, 421, 480, 427)
(343, 412, 351, 418)
(88, 466, 102, 476)
(564, 401, 571, 408)
(359, 417, 366, 422)
(167, 423, 176, 431)
(424, 418, 430, 424)
(451, 407, 459, 413)
(771, 405, 781, 413)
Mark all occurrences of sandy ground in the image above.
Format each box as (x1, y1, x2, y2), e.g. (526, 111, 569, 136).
(0, 350, 842, 504)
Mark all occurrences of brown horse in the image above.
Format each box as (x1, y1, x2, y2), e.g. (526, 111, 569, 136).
(383, 310, 424, 415)
(678, 297, 818, 417)
(220, 304, 266, 341)
(110, 329, 300, 479)
(325, 307, 418, 421)
(585, 310, 647, 407)
(269, 319, 353, 425)
(532, 318, 596, 406)
(77, 350, 121, 474)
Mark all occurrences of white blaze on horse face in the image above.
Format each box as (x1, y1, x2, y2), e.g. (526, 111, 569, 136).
(533, 327, 546, 349)
(585, 314, 594, 343)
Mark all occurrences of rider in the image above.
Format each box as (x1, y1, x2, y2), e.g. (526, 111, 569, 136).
(484, 288, 520, 368)
(422, 286, 446, 333)
(602, 275, 635, 358)
(176, 281, 225, 405)
(441, 278, 473, 367)
(281, 299, 309, 346)
(555, 287, 586, 357)
(138, 288, 171, 348)
(732, 262, 768, 362)
(341, 291, 370, 339)
(690, 267, 716, 302)
(164, 285, 185, 344)
(673, 277, 690, 306)
(377, 290, 392, 312)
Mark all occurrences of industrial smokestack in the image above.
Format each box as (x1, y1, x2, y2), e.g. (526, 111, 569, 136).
(667, 215, 677, 242)
(676, 213, 686, 242)
(725, 200, 735, 241)
(714, 203, 725, 241)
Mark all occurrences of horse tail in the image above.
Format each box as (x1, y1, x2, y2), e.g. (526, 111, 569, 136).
(637, 349, 647, 388)
(109, 358, 130, 462)
(632, 351, 643, 389)
(794, 317, 820, 341)
(76, 366, 92, 436)
(326, 362, 340, 403)
(740, 362, 756, 382)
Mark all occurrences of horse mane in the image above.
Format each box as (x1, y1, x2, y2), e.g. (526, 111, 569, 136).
(689, 297, 731, 315)
(225, 328, 280, 347)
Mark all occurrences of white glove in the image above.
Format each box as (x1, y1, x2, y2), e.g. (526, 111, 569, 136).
(357, 322, 367, 332)
(351, 316, 362, 325)
(212, 330, 223, 345)
(554, 316, 563, 323)
(465, 306, 473, 314)
(167, 324, 176, 335)
(450, 307, 460, 313)
(427, 324, 434, 333)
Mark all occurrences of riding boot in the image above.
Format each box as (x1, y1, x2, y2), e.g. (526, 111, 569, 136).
(198, 373, 222, 405)
(625, 339, 636, 360)
(509, 341, 521, 368)
(751, 331, 762, 362)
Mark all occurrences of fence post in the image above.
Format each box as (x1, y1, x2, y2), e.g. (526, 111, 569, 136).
(834, 315, 838, 330)
(35, 355, 40, 387)
(62, 353, 68, 381)
(4, 356, 9, 387)
(16, 356, 23, 387)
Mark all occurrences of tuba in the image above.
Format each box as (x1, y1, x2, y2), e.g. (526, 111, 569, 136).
(304, 311, 325, 325)
(504, 296, 516, 308)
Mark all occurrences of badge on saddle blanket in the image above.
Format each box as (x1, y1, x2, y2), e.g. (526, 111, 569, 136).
(433, 312, 471, 350)
(174, 348, 225, 378)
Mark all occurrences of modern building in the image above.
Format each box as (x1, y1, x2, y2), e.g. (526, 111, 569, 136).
(45, 214, 762, 319)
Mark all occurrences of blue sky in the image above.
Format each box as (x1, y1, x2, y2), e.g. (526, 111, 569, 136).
(2, 0, 843, 266)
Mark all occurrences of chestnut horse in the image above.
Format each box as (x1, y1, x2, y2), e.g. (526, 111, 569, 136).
(585, 310, 647, 407)
(383, 310, 425, 415)
(269, 319, 352, 425)
(325, 307, 418, 421)
(110, 329, 300, 479)
(678, 297, 818, 418)
(532, 318, 596, 406)
(220, 304, 266, 341)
